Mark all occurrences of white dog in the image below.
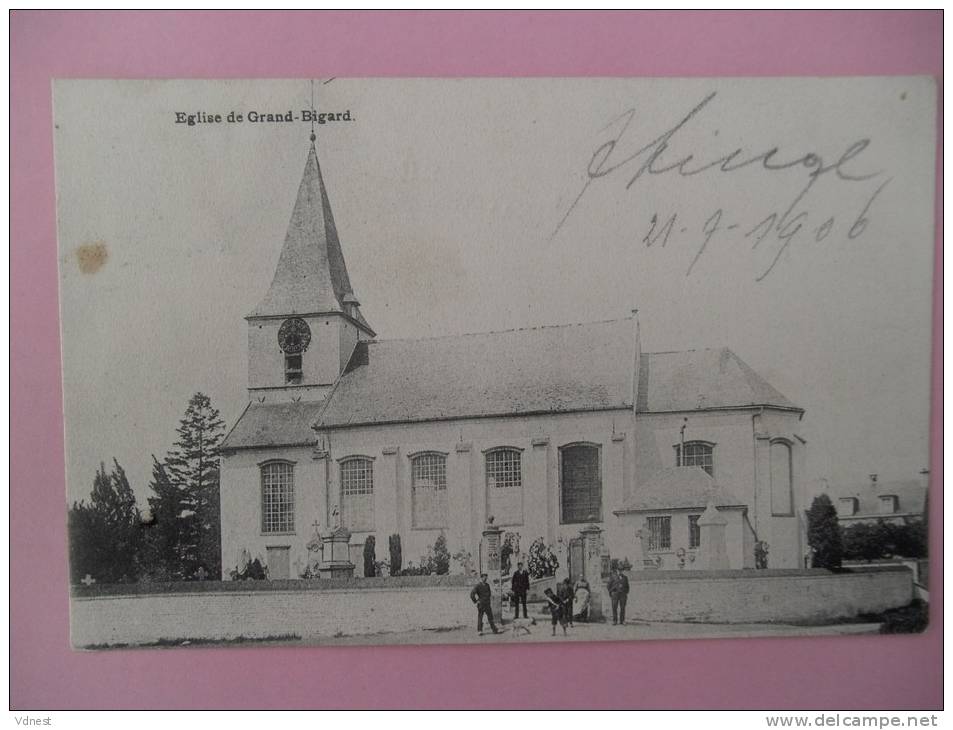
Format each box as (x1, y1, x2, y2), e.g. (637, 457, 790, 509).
(509, 617, 537, 637)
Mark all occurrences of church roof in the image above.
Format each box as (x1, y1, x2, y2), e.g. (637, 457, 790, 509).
(316, 318, 636, 428)
(614, 467, 747, 512)
(221, 400, 326, 450)
(248, 143, 373, 334)
(637, 348, 799, 413)
(221, 320, 802, 449)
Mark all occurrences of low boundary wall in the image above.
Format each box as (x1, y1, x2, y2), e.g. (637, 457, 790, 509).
(623, 567, 913, 623)
(72, 576, 473, 648)
(70, 568, 913, 647)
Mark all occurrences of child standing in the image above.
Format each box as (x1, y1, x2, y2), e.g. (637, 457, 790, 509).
(543, 588, 568, 636)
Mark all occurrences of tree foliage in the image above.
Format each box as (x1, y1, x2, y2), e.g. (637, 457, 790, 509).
(431, 533, 451, 575)
(527, 537, 559, 579)
(142, 393, 225, 580)
(843, 519, 928, 561)
(388, 533, 402, 575)
(141, 456, 190, 580)
(807, 494, 843, 570)
(68, 459, 142, 584)
(363, 535, 377, 577)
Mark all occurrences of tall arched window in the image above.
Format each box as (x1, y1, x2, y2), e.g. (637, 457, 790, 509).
(261, 461, 295, 533)
(560, 443, 602, 524)
(770, 440, 793, 516)
(340, 456, 374, 531)
(411, 452, 448, 529)
(485, 447, 523, 525)
(675, 441, 715, 477)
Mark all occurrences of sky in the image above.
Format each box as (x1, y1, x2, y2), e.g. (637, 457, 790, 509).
(54, 78, 936, 505)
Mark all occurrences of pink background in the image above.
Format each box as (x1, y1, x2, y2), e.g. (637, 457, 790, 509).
(10, 11, 942, 710)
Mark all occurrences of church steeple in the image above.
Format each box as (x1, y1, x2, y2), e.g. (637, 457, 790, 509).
(244, 139, 374, 403)
(249, 141, 373, 336)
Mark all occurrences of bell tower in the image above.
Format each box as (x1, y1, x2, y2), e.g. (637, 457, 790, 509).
(246, 136, 374, 403)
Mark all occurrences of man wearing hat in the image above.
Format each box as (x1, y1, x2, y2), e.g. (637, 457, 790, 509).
(470, 573, 500, 635)
(510, 561, 530, 619)
(608, 565, 630, 625)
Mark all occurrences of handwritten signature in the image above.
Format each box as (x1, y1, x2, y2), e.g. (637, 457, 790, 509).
(554, 92, 890, 282)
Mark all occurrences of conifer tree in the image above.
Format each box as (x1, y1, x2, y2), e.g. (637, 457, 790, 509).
(67, 459, 142, 583)
(164, 392, 225, 578)
(141, 455, 190, 580)
(807, 494, 843, 570)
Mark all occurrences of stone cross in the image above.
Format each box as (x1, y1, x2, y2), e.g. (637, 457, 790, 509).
(81, 574, 96, 586)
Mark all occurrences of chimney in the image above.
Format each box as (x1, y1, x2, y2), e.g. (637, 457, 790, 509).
(919, 468, 930, 490)
(631, 308, 641, 413)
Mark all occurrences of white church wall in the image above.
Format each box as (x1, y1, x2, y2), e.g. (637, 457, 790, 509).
(632, 408, 804, 568)
(321, 408, 634, 568)
(635, 410, 760, 505)
(219, 407, 806, 578)
(220, 445, 325, 579)
(754, 409, 805, 568)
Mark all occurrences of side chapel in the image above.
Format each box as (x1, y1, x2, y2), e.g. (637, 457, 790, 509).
(219, 139, 807, 579)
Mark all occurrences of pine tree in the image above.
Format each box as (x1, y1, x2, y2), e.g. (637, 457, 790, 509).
(807, 494, 843, 570)
(363, 535, 377, 577)
(141, 455, 190, 580)
(164, 392, 225, 578)
(67, 459, 142, 583)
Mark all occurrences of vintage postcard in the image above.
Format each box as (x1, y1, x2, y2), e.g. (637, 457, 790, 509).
(55, 78, 935, 648)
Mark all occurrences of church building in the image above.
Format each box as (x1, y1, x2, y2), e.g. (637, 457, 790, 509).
(219, 140, 808, 579)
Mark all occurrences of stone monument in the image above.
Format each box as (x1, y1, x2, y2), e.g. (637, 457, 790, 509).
(697, 500, 729, 570)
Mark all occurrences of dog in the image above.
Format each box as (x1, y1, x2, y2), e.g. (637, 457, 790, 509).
(509, 617, 537, 637)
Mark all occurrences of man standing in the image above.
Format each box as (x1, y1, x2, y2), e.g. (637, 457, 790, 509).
(510, 561, 530, 619)
(471, 573, 500, 635)
(608, 566, 630, 625)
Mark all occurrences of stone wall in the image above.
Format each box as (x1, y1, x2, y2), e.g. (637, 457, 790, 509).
(71, 568, 913, 647)
(72, 578, 473, 648)
(624, 567, 913, 623)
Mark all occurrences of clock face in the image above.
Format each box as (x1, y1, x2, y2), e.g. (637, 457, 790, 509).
(278, 317, 312, 354)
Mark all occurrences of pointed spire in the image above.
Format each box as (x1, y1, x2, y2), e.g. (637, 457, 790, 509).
(249, 142, 372, 334)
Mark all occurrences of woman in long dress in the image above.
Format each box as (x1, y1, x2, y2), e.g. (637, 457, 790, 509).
(573, 578, 591, 622)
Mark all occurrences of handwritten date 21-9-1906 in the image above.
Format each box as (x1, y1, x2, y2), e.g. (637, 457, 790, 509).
(554, 91, 891, 282)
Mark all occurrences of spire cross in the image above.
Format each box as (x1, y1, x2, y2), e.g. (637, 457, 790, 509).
(310, 79, 316, 142)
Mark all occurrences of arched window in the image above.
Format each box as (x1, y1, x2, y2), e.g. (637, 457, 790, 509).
(675, 441, 715, 477)
(411, 452, 448, 529)
(770, 440, 793, 516)
(261, 461, 295, 533)
(485, 447, 523, 525)
(340, 456, 374, 531)
(560, 443, 602, 524)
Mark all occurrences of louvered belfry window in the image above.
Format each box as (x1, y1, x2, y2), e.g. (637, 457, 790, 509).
(560, 444, 601, 524)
